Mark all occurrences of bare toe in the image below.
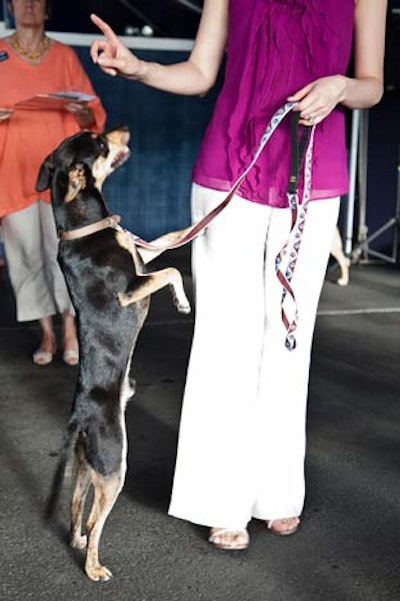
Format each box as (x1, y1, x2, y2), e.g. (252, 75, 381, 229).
(267, 517, 300, 536)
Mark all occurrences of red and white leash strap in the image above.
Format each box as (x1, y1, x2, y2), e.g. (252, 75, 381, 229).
(126, 102, 298, 252)
(275, 122, 316, 351)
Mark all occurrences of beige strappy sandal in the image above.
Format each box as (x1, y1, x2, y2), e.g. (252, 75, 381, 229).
(209, 527, 249, 550)
(33, 343, 57, 366)
(63, 348, 79, 366)
(266, 517, 300, 536)
(33, 348, 56, 366)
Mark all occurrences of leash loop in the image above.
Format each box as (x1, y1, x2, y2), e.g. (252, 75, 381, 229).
(275, 117, 316, 350)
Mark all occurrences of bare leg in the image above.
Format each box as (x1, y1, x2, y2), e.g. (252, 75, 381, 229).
(33, 315, 56, 365)
(331, 227, 350, 286)
(62, 311, 79, 365)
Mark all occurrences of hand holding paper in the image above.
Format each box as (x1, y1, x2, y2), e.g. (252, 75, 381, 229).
(0, 108, 13, 121)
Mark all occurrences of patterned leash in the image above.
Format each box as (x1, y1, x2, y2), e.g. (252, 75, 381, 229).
(275, 111, 315, 350)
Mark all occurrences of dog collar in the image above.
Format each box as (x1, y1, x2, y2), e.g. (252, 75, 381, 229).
(60, 215, 121, 241)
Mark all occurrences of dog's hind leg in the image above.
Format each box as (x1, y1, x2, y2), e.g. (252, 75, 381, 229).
(118, 268, 191, 314)
(70, 436, 91, 550)
(84, 470, 125, 582)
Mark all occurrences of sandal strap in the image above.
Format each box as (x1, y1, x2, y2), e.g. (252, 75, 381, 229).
(209, 528, 250, 547)
(209, 527, 248, 539)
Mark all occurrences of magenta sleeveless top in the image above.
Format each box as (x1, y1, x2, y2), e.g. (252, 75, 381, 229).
(192, 0, 355, 207)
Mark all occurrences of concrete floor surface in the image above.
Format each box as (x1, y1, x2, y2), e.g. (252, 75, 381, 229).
(1, 255, 400, 601)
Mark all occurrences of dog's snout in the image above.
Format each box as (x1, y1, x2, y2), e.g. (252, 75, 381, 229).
(105, 127, 130, 147)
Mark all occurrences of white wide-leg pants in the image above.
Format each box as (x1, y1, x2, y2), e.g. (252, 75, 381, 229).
(1, 200, 74, 322)
(168, 184, 340, 528)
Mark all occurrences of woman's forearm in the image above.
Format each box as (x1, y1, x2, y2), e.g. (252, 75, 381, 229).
(125, 58, 219, 96)
(337, 74, 384, 109)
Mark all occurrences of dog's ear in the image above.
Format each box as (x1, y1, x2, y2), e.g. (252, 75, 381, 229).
(36, 153, 55, 192)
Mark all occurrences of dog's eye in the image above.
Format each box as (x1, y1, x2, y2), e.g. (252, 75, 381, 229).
(98, 137, 109, 156)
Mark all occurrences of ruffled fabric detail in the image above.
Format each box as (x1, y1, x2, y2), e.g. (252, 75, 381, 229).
(192, 0, 354, 207)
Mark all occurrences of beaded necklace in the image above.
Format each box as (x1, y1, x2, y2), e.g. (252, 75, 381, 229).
(11, 33, 50, 60)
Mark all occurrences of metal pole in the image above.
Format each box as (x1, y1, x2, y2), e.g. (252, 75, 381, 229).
(345, 109, 360, 256)
(357, 109, 370, 257)
(392, 144, 400, 262)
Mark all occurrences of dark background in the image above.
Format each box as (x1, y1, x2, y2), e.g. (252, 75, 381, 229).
(2, 0, 203, 38)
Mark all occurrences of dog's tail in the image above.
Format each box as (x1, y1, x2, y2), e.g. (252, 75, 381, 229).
(44, 419, 81, 520)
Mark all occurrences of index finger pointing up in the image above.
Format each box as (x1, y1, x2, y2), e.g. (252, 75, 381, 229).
(90, 13, 119, 42)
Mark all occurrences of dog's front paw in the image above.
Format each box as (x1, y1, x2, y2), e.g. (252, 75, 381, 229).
(171, 286, 191, 314)
(128, 377, 136, 397)
(117, 291, 131, 307)
(177, 301, 191, 315)
(85, 564, 113, 582)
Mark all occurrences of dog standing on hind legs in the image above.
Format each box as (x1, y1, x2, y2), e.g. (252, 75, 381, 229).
(37, 126, 190, 581)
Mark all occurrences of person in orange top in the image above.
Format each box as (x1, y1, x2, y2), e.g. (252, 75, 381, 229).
(0, 0, 106, 365)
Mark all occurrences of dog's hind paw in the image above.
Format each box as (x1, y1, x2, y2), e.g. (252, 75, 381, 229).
(85, 564, 113, 582)
(70, 534, 87, 550)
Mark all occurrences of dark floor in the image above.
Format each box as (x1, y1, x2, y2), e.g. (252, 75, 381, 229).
(1, 249, 400, 601)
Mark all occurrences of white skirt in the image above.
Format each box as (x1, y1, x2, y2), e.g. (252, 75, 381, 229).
(169, 184, 340, 528)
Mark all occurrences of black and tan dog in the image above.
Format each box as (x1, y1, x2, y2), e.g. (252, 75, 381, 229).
(36, 127, 190, 581)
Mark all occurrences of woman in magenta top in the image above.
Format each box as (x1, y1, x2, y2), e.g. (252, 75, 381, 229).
(91, 0, 386, 550)
(193, 0, 355, 206)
